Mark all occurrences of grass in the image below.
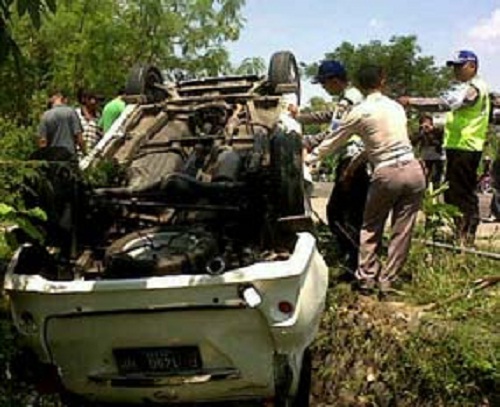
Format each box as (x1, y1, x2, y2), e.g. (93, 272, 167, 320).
(312, 225, 499, 406)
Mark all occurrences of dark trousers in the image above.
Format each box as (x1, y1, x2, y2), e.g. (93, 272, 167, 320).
(491, 159, 500, 219)
(491, 189, 500, 219)
(423, 159, 445, 186)
(327, 157, 370, 271)
(444, 149, 482, 243)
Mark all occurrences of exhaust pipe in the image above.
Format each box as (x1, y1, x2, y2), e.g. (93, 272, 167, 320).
(206, 256, 226, 275)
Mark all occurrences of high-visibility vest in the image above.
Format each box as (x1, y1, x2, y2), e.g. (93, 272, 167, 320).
(444, 76, 490, 151)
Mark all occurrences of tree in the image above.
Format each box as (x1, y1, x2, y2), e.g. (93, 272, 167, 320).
(304, 36, 452, 99)
(232, 57, 266, 76)
(0, 0, 56, 63)
(0, 0, 247, 121)
(37, 0, 246, 92)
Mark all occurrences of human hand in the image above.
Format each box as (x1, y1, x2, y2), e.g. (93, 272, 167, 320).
(309, 161, 321, 175)
(398, 96, 410, 106)
(305, 151, 321, 174)
(420, 122, 434, 133)
(305, 150, 319, 165)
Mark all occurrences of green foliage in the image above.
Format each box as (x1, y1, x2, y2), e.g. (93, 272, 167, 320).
(84, 158, 127, 188)
(313, 234, 499, 406)
(0, 116, 39, 213)
(0, 115, 44, 258)
(305, 35, 452, 99)
(0, 116, 37, 160)
(4, 0, 246, 104)
(402, 322, 498, 406)
(0, 0, 56, 64)
(232, 56, 266, 76)
(420, 182, 462, 240)
(401, 241, 499, 405)
(0, 203, 46, 252)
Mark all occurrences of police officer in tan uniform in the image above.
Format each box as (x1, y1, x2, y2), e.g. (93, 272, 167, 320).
(308, 65, 426, 292)
(298, 60, 370, 274)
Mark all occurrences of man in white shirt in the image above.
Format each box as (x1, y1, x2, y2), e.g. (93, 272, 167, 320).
(308, 65, 426, 292)
(297, 60, 369, 274)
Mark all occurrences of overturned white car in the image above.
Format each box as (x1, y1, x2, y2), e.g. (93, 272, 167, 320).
(4, 51, 328, 406)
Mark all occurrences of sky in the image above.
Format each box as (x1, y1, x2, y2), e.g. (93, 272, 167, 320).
(227, 0, 500, 104)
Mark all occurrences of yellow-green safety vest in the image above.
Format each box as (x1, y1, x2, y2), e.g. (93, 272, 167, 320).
(444, 76, 490, 151)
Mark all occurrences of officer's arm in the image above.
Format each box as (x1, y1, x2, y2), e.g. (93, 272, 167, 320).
(315, 110, 360, 160)
(402, 83, 479, 112)
(401, 97, 448, 112)
(296, 110, 333, 125)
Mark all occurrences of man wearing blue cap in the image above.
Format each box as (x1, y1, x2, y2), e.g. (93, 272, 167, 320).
(298, 60, 369, 274)
(400, 50, 490, 245)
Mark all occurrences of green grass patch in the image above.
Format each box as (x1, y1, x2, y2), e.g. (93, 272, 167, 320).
(312, 228, 499, 407)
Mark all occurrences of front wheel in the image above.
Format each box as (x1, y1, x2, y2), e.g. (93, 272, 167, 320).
(125, 64, 167, 103)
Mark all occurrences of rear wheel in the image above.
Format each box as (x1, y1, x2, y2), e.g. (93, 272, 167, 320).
(274, 348, 312, 407)
(60, 392, 92, 407)
(292, 348, 312, 407)
(125, 64, 167, 103)
(268, 51, 301, 106)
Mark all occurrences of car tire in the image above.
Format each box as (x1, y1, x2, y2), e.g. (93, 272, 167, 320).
(292, 348, 312, 407)
(125, 64, 166, 103)
(60, 392, 91, 407)
(274, 348, 312, 407)
(268, 51, 301, 106)
(270, 130, 304, 218)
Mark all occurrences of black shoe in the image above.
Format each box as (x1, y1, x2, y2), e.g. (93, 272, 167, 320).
(352, 278, 376, 295)
(377, 280, 406, 299)
(337, 265, 356, 283)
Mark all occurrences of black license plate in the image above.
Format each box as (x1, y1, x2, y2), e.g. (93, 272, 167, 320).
(113, 346, 202, 374)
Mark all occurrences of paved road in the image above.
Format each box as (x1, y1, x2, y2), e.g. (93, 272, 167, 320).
(310, 182, 500, 242)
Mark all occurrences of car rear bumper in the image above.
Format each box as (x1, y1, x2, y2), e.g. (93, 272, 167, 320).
(4, 232, 328, 403)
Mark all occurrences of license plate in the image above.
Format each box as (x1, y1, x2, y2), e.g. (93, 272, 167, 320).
(113, 346, 202, 374)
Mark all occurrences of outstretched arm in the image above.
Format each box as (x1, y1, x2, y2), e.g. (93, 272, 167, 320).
(399, 83, 479, 112)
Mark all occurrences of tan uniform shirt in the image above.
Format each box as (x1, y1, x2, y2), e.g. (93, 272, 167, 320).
(315, 92, 413, 167)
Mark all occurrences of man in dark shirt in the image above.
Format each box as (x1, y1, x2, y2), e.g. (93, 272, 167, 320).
(413, 114, 445, 186)
(38, 90, 85, 157)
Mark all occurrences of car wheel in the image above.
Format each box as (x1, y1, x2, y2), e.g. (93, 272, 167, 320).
(60, 392, 91, 407)
(270, 130, 304, 218)
(125, 64, 167, 103)
(292, 348, 312, 407)
(268, 51, 301, 106)
(274, 348, 312, 407)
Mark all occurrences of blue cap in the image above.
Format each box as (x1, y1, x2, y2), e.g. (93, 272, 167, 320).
(446, 50, 478, 66)
(312, 60, 347, 83)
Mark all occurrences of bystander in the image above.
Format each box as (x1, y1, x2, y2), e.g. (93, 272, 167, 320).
(38, 89, 85, 158)
(76, 89, 102, 156)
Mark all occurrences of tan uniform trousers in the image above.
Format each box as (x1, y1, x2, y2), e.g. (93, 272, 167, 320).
(356, 159, 426, 283)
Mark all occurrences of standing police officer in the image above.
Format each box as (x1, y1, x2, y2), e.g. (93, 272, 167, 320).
(400, 50, 490, 245)
(308, 65, 426, 292)
(298, 60, 370, 274)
